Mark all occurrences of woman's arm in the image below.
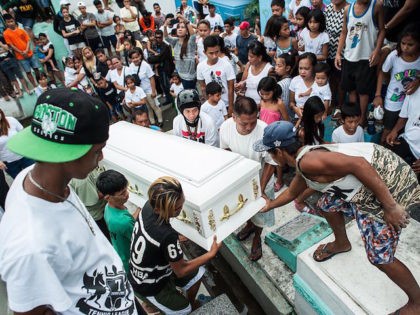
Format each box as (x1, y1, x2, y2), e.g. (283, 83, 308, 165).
(278, 99, 289, 121)
(317, 43, 328, 61)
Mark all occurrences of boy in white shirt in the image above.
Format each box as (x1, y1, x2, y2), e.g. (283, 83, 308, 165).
(205, 4, 224, 31)
(332, 102, 364, 143)
(201, 82, 228, 130)
(299, 62, 332, 120)
(197, 35, 235, 114)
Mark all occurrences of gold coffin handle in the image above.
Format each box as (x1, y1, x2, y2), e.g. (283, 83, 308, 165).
(220, 194, 248, 221)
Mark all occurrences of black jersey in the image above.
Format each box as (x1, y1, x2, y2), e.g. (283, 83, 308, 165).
(129, 202, 183, 296)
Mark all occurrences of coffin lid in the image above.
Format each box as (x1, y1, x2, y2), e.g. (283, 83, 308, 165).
(105, 122, 258, 189)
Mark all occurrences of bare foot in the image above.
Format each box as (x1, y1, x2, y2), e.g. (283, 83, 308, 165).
(313, 241, 352, 262)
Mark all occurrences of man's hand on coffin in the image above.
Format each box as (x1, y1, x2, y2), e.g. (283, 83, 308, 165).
(209, 235, 222, 257)
(260, 195, 272, 213)
(383, 203, 410, 231)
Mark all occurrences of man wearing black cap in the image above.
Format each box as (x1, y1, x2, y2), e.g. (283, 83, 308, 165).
(254, 121, 420, 315)
(0, 88, 137, 314)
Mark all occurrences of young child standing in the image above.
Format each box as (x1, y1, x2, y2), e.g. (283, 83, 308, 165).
(258, 76, 289, 191)
(34, 73, 56, 97)
(299, 9, 329, 61)
(96, 76, 125, 122)
(335, 0, 385, 125)
(293, 6, 310, 49)
(289, 0, 311, 30)
(201, 82, 228, 130)
(275, 16, 298, 57)
(124, 75, 147, 112)
(96, 170, 140, 273)
(374, 24, 420, 144)
(275, 53, 295, 121)
(197, 35, 236, 114)
(299, 62, 331, 120)
(170, 72, 184, 101)
(332, 103, 365, 143)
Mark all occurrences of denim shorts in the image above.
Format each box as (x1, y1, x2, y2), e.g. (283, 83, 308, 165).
(0, 58, 24, 80)
(19, 55, 40, 73)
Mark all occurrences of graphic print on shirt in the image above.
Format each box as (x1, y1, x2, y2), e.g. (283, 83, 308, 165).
(210, 70, 225, 94)
(76, 265, 135, 314)
(390, 69, 417, 102)
(349, 22, 367, 49)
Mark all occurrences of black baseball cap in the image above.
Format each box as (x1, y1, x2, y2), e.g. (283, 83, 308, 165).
(8, 88, 109, 163)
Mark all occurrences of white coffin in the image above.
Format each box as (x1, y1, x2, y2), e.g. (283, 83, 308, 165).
(100, 122, 265, 250)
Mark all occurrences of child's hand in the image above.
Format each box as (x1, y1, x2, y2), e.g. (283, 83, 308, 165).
(334, 55, 342, 70)
(373, 96, 383, 107)
(404, 79, 420, 95)
(369, 49, 380, 67)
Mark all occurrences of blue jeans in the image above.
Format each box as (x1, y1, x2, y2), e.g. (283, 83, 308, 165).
(181, 78, 197, 90)
(4, 157, 34, 179)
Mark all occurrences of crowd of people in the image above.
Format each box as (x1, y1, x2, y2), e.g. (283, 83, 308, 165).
(0, 0, 419, 314)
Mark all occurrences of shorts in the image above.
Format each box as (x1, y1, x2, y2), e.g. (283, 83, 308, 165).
(341, 59, 376, 95)
(383, 108, 400, 130)
(85, 36, 102, 52)
(138, 266, 205, 314)
(101, 34, 118, 49)
(20, 18, 34, 29)
(317, 194, 401, 264)
(0, 58, 24, 80)
(69, 42, 86, 51)
(19, 55, 40, 73)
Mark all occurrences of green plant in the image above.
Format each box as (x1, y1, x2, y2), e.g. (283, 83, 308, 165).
(244, 0, 260, 23)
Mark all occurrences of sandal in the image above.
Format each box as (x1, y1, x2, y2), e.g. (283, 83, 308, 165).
(313, 243, 351, 262)
(250, 238, 262, 261)
(237, 224, 256, 241)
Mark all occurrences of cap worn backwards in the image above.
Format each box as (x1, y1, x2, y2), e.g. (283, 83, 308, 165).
(253, 121, 297, 152)
(7, 88, 109, 163)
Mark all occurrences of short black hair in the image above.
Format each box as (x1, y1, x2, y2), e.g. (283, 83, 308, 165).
(314, 62, 330, 76)
(271, 0, 285, 8)
(38, 32, 47, 38)
(128, 48, 143, 59)
(153, 3, 160, 7)
(166, 13, 175, 19)
(206, 81, 222, 95)
(203, 35, 220, 51)
(95, 48, 106, 55)
(234, 96, 258, 116)
(93, 0, 102, 5)
(155, 29, 163, 36)
(133, 108, 148, 118)
(3, 14, 14, 21)
(224, 17, 234, 26)
(341, 102, 361, 120)
(96, 170, 128, 196)
(208, 4, 215, 9)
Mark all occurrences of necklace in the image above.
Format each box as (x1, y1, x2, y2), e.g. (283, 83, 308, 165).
(28, 171, 96, 236)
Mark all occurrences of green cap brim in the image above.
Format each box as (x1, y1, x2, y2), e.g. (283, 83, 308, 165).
(7, 126, 92, 163)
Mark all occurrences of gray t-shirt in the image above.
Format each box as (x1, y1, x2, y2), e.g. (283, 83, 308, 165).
(77, 13, 99, 39)
(165, 34, 197, 81)
(95, 10, 114, 37)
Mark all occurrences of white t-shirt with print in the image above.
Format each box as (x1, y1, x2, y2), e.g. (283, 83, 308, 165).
(125, 86, 147, 106)
(197, 58, 235, 105)
(300, 28, 329, 56)
(289, 0, 311, 16)
(0, 168, 137, 314)
(106, 66, 128, 88)
(382, 50, 420, 112)
(205, 13, 224, 30)
(332, 125, 364, 143)
(219, 118, 276, 165)
(311, 82, 332, 101)
(0, 117, 23, 163)
(289, 75, 313, 108)
(224, 32, 237, 49)
(170, 82, 184, 96)
(201, 100, 227, 129)
(128, 61, 154, 94)
(399, 87, 420, 159)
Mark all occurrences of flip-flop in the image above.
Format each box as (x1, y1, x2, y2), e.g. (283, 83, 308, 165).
(313, 243, 351, 262)
(250, 239, 262, 261)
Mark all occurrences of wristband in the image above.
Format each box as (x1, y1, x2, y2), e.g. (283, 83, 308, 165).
(374, 95, 381, 98)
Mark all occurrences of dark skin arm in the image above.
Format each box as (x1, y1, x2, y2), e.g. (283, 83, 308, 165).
(260, 162, 275, 199)
(385, 0, 418, 30)
(15, 305, 56, 315)
(169, 236, 221, 278)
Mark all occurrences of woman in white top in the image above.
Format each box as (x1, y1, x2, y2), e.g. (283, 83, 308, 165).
(0, 109, 33, 179)
(107, 56, 129, 93)
(235, 41, 273, 104)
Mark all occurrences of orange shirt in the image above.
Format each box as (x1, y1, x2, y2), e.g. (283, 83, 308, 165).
(3, 27, 33, 60)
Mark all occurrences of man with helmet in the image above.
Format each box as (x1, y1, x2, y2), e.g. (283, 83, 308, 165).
(173, 89, 219, 147)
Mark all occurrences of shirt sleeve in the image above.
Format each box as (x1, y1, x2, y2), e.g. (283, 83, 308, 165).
(332, 128, 339, 143)
(221, 101, 228, 115)
(9, 117, 24, 132)
(161, 233, 183, 262)
(205, 117, 219, 147)
(196, 63, 204, 81)
(321, 32, 329, 44)
(399, 95, 409, 118)
(382, 50, 395, 73)
(219, 121, 230, 149)
(137, 87, 147, 99)
(289, 77, 298, 92)
(225, 60, 236, 81)
(324, 84, 332, 101)
(145, 63, 154, 79)
(125, 91, 133, 103)
(2, 253, 72, 313)
(121, 212, 135, 239)
(357, 127, 365, 142)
